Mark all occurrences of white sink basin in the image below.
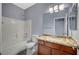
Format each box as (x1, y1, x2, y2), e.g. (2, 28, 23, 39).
(26, 42, 36, 48)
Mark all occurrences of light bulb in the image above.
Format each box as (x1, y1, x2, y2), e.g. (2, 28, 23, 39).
(59, 4, 64, 11)
(49, 7, 53, 13)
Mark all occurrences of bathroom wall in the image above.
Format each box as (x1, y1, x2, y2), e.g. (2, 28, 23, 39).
(43, 4, 77, 36)
(24, 3, 50, 35)
(24, 3, 75, 35)
(0, 3, 2, 53)
(2, 3, 26, 55)
(2, 3, 24, 20)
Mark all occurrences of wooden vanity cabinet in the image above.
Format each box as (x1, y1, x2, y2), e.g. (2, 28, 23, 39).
(38, 45, 51, 55)
(38, 40, 77, 55)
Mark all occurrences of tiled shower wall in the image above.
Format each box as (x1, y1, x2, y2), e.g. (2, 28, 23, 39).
(2, 3, 26, 55)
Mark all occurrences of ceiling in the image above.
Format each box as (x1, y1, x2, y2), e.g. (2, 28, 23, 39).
(13, 3, 36, 9)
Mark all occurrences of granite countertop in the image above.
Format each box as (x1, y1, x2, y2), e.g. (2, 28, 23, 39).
(36, 35, 78, 48)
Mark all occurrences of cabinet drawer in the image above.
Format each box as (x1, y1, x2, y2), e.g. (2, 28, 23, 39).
(38, 45, 51, 55)
(38, 40, 44, 45)
(52, 49, 70, 55)
(61, 45, 77, 54)
(45, 41, 61, 50)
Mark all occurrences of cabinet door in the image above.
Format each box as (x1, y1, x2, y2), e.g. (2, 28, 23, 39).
(38, 45, 51, 55)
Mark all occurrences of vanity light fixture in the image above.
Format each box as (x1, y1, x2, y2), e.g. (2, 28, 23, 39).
(49, 7, 53, 13)
(59, 4, 64, 11)
(54, 5, 58, 12)
(48, 4, 54, 13)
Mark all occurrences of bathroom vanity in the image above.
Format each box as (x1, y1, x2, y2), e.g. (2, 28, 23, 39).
(38, 40, 77, 55)
(37, 35, 77, 55)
